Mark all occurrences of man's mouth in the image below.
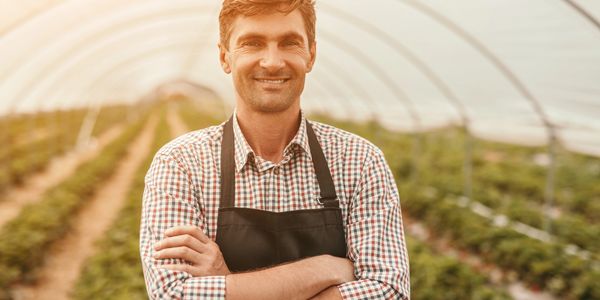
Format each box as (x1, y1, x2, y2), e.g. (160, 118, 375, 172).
(254, 78, 289, 84)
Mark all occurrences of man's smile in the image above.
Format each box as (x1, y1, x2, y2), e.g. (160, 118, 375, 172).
(254, 77, 290, 84)
(253, 77, 291, 91)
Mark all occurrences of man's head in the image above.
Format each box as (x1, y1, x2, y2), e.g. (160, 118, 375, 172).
(218, 0, 317, 114)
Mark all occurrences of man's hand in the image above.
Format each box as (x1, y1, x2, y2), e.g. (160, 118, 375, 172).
(153, 225, 231, 276)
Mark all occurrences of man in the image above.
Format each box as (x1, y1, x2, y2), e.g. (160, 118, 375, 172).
(140, 0, 410, 299)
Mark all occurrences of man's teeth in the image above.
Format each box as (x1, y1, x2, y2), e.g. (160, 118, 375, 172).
(257, 79, 286, 84)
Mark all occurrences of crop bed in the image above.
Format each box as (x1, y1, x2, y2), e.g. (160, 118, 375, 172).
(0, 114, 147, 294)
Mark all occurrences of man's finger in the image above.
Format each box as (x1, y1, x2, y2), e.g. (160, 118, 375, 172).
(154, 246, 201, 264)
(164, 225, 210, 243)
(161, 264, 194, 275)
(154, 234, 208, 253)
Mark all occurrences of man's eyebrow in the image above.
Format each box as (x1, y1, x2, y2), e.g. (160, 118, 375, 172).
(236, 31, 305, 43)
(278, 31, 305, 41)
(236, 33, 265, 42)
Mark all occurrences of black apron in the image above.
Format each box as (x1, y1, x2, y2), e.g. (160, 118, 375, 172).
(215, 116, 347, 272)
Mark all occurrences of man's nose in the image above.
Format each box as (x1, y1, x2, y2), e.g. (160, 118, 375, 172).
(259, 45, 285, 71)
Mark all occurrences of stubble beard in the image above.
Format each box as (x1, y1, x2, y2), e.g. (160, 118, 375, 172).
(235, 71, 305, 114)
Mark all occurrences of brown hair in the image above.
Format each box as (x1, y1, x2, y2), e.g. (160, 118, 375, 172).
(219, 0, 316, 49)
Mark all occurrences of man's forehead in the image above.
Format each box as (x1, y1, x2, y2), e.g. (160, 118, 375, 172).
(229, 10, 308, 41)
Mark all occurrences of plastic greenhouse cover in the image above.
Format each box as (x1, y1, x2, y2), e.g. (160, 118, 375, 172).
(0, 0, 599, 156)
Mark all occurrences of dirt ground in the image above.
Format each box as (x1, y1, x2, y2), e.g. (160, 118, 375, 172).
(10, 116, 158, 300)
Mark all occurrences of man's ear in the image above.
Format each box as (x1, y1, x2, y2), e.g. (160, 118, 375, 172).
(306, 41, 317, 73)
(218, 43, 232, 74)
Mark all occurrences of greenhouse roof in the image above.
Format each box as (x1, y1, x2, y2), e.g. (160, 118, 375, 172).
(1, 0, 599, 155)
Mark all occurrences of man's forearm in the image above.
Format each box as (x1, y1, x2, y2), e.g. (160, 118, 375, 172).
(225, 255, 353, 300)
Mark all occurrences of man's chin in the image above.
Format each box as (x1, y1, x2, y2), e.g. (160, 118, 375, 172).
(250, 97, 295, 113)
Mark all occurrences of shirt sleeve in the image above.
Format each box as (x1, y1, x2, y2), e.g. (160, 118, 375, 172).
(140, 151, 227, 300)
(338, 147, 410, 300)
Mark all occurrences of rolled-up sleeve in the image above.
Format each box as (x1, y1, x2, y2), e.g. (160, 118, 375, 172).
(140, 151, 226, 300)
(339, 147, 410, 299)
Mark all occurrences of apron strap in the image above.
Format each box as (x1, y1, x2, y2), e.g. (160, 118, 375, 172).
(220, 116, 236, 208)
(306, 121, 339, 208)
(219, 116, 339, 209)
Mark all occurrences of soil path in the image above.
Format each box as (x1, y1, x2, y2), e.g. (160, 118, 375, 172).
(10, 116, 158, 300)
(0, 124, 125, 228)
(404, 215, 556, 300)
(167, 103, 190, 138)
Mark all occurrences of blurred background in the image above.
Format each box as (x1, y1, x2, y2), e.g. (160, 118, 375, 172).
(0, 0, 599, 299)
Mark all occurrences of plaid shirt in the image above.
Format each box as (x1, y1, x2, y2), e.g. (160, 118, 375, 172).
(140, 112, 410, 299)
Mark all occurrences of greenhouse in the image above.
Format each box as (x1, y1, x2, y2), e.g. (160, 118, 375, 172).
(0, 0, 599, 299)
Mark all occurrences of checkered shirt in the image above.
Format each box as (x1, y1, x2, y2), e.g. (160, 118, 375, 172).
(140, 112, 410, 299)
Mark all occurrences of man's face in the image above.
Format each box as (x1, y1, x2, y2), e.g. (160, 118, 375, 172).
(219, 9, 316, 113)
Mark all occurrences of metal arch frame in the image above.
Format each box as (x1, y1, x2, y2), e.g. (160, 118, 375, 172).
(9, 15, 214, 115)
(80, 43, 198, 103)
(75, 53, 194, 147)
(5, 3, 419, 133)
(399, 0, 560, 232)
(0, 3, 216, 111)
(303, 82, 329, 115)
(319, 3, 468, 126)
(310, 66, 362, 118)
(319, 3, 475, 197)
(398, 0, 558, 138)
(317, 56, 380, 120)
(318, 31, 422, 133)
(0, 1, 66, 36)
(307, 76, 344, 116)
(182, 3, 221, 78)
(9, 8, 381, 121)
(561, 0, 600, 30)
(44, 31, 209, 109)
(70, 41, 199, 149)
(14, 14, 390, 127)
(319, 30, 424, 180)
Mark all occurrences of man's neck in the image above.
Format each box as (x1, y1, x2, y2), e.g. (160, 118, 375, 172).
(235, 104, 301, 164)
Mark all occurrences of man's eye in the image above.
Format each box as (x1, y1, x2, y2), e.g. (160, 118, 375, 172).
(282, 40, 301, 47)
(242, 41, 261, 47)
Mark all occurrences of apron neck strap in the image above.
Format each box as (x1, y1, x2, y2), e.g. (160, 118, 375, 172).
(220, 116, 339, 209)
(305, 120, 339, 208)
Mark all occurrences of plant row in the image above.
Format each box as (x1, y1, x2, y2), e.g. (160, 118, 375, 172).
(0, 106, 131, 197)
(407, 236, 511, 300)
(330, 117, 600, 225)
(313, 115, 599, 299)
(411, 129, 600, 255)
(72, 110, 170, 300)
(72, 103, 223, 299)
(0, 109, 87, 147)
(0, 115, 147, 295)
(316, 116, 599, 255)
(400, 183, 599, 299)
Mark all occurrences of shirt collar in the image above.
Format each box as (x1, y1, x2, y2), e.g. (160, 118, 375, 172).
(231, 109, 312, 173)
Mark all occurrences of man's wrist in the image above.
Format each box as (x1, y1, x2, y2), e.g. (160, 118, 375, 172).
(316, 255, 355, 286)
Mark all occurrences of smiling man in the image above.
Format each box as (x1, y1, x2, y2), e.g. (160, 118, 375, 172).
(140, 0, 409, 299)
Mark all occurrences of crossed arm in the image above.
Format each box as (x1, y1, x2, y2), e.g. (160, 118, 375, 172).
(141, 148, 409, 299)
(150, 225, 352, 300)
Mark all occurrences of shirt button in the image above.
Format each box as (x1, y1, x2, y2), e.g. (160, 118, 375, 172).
(273, 167, 280, 175)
